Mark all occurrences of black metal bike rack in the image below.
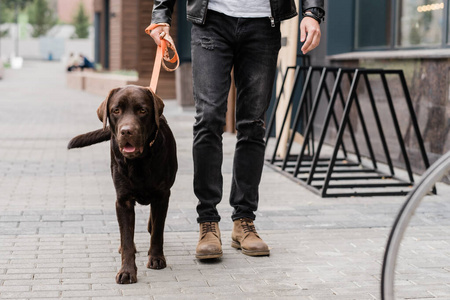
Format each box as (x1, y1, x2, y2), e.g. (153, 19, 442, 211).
(265, 66, 432, 197)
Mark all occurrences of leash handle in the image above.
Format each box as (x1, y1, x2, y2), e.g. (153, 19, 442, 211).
(145, 23, 180, 93)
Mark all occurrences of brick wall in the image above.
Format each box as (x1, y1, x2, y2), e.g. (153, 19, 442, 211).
(121, 1, 139, 70)
(109, 0, 122, 71)
(57, 0, 94, 23)
(92, 0, 177, 99)
(133, 0, 177, 99)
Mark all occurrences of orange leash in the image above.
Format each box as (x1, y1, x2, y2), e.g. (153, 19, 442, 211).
(145, 23, 180, 93)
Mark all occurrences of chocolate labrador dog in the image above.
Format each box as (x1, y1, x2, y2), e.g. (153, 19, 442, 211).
(68, 85, 177, 284)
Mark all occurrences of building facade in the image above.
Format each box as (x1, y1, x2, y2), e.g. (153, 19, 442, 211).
(57, 0, 94, 23)
(306, 0, 450, 173)
(93, 0, 178, 98)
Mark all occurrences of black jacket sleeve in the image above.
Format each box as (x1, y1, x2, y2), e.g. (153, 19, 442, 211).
(151, 0, 176, 25)
(302, 0, 325, 12)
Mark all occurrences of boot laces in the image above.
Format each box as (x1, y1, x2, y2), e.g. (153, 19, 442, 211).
(201, 222, 217, 234)
(240, 218, 257, 234)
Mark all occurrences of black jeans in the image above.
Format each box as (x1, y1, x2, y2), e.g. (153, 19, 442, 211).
(191, 10, 281, 223)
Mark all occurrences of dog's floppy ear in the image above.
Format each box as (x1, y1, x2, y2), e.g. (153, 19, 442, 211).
(147, 88, 164, 128)
(97, 88, 120, 130)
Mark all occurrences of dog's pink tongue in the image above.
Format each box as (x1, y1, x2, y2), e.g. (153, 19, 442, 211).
(123, 144, 136, 153)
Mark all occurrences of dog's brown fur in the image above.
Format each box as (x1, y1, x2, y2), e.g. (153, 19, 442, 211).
(68, 85, 177, 284)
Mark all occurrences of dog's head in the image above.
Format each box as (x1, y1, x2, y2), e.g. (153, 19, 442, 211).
(97, 85, 164, 159)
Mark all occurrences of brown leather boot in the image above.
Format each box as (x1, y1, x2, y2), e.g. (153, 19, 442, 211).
(231, 218, 270, 256)
(195, 222, 223, 259)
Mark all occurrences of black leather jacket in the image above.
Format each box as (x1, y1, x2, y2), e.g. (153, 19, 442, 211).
(152, 0, 324, 25)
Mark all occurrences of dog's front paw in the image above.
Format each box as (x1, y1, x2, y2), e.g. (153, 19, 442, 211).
(116, 266, 137, 284)
(147, 255, 166, 269)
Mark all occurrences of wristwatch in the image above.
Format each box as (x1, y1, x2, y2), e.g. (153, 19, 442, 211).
(302, 7, 325, 24)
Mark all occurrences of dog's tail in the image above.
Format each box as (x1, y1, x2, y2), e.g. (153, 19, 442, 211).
(67, 128, 111, 149)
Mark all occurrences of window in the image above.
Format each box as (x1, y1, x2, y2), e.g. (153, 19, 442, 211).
(355, 0, 392, 49)
(353, 0, 449, 50)
(398, 0, 445, 47)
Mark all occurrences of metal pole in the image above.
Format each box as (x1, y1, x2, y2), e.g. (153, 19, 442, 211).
(363, 73, 395, 175)
(303, 68, 344, 183)
(380, 73, 414, 183)
(282, 67, 326, 171)
(322, 77, 348, 157)
(398, 71, 431, 171)
(381, 151, 450, 300)
(351, 79, 378, 169)
(321, 70, 361, 196)
(270, 67, 305, 164)
(15, 1, 18, 57)
(338, 72, 361, 162)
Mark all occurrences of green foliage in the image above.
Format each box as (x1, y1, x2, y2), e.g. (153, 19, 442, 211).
(27, 0, 57, 37)
(0, 0, 14, 23)
(1, 0, 33, 37)
(3, 0, 33, 11)
(0, 1, 12, 37)
(72, 2, 89, 39)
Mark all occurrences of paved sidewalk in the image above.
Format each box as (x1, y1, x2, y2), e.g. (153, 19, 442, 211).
(0, 61, 449, 299)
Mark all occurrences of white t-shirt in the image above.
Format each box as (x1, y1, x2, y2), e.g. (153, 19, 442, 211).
(208, 0, 272, 18)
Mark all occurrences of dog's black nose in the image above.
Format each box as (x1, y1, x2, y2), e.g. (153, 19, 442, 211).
(120, 126, 133, 136)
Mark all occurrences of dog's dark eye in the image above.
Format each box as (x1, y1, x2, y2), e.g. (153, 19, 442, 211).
(112, 108, 120, 114)
(138, 108, 147, 115)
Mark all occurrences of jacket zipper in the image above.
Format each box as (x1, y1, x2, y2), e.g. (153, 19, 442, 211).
(268, 0, 275, 27)
(269, 16, 275, 27)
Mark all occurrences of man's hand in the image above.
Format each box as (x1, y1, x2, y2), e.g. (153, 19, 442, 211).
(148, 24, 172, 46)
(300, 17, 321, 54)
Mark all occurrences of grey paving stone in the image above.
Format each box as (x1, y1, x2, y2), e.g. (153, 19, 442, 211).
(0, 286, 31, 292)
(61, 290, 121, 298)
(153, 295, 218, 300)
(0, 291, 61, 299)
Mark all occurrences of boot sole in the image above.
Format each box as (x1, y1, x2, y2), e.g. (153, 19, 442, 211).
(195, 251, 223, 260)
(231, 240, 270, 256)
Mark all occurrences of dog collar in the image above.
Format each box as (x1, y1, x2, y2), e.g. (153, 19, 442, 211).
(149, 129, 159, 147)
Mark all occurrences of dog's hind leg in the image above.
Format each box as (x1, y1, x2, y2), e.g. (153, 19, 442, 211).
(147, 191, 169, 270)
(115, 199, 138, 284)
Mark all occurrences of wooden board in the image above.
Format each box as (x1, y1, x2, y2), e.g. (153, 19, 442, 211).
(275, 0, 299, 158)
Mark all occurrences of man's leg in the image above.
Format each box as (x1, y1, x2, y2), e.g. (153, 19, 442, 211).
(191, 11, 236, 258)
(230, 17, 281, 220)
(230, 17, 281, 256)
